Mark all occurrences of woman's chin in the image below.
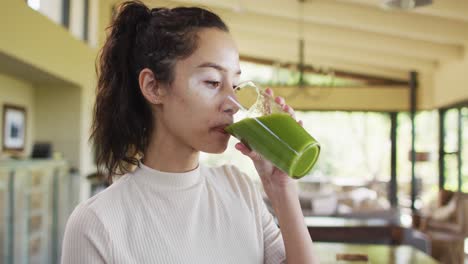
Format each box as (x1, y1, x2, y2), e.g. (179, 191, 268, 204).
(200, 142, 229, 154)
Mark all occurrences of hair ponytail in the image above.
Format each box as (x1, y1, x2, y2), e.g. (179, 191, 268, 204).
(92, 1, 152, 179)
(91, 1, 228, 179)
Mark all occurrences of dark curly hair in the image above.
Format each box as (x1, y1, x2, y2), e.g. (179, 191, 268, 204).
(91, 0, 229, 179)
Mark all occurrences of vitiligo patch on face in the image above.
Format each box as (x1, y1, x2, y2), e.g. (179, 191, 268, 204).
(187, 78, 220, 99)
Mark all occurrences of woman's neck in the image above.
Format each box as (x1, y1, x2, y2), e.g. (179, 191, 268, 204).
(143, 129, 199, 173)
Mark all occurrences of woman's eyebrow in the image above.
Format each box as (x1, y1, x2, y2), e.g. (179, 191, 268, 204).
(197, 62, 241, 75)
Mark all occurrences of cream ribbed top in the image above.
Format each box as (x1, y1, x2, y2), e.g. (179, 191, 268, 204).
(61, 163, 286, 263)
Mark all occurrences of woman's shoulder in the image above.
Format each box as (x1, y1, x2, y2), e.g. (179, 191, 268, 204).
(62, 181, 125, 263)
(68, 173, 135, 225)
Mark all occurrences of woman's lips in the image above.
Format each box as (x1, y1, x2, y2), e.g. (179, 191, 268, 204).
(212, 124, 231, 135)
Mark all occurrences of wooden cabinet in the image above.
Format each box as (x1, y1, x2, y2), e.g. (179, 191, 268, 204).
(0, 167, 10, 264)
(0, 160, 78, 264)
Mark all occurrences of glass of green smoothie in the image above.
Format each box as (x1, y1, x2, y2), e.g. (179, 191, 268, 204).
(225, 81, 320, 179)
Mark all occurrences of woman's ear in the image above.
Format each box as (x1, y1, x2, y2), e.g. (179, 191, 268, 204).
(138, 68, 167, 104)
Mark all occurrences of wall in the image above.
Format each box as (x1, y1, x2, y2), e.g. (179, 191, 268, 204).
(273, 86, 409, 112)
(34, 85, 81, 169)
(271, 73, 435, 112)
(98, 0, 114, 48)
(0, 2, 95, 86)
(0, 73, 35, 157)
(0, 74, 83, 169)
(1, 1, 97, 200)
(418, 73, 435, 110)
(434, 49, 468, 108)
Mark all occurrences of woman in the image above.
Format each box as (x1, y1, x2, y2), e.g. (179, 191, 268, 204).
(61, 1, 317, 263)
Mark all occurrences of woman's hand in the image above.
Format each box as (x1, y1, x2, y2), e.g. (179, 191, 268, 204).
(235, 88, 303, 202)
(235, 88, 318, 264)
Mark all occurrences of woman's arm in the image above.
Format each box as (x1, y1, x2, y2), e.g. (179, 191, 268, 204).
(235, 88, 318, 264)
(236, 147, 318, 264)
(270, 182, 318, 264)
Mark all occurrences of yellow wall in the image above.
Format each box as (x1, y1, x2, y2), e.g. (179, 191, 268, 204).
(98, 0, 115, 48)
(272, 86, 409, 112)
(434, 49, 468, 108)
(0, 1, 96, 86)
(1, 1, 97, 200)
(35, 85, 81, 168)
(0, 73, 82, 168)
(417, 73, 435, 110)
(272, 73, 435, 112)
(0, 73, 35, 157)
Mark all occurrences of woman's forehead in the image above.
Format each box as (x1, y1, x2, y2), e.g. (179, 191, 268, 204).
(183, 29, 240, 74)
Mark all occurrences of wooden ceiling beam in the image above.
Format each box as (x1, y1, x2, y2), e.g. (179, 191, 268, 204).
(233, 30, 437, 73)
(163, 0, 468, 45)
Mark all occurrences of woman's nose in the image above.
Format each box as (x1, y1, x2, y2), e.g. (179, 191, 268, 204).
(223, 100, 239, 116)
(221, 83, 240, 115)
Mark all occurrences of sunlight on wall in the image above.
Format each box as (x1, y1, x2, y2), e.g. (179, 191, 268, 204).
(27, 0, 40, 10)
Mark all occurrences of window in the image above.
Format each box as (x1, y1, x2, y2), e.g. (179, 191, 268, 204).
(396, 111, 439, 209)
(438, 105, 468, 193)
(26, 0, 65, 26)
(83, 0, 89, 41)
(443, 109, 460, 191)
(462, 107, 468, 192)
(297, 111, 391, 182)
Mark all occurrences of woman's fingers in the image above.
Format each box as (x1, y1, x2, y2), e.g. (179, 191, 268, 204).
(235, 143, 262, 161)
(265, 88, 297, 120)
(275, 96, 285, 107)
(283, 104, 296, 119)
(265, 87, 274, 97)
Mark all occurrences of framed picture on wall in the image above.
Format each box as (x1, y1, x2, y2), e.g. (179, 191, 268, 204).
(2, 104, 26, 152)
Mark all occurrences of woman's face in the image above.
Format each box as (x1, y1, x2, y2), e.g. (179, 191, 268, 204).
(157, 28, 241, 154)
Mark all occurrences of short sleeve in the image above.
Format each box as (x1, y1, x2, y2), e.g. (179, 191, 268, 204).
(61, 205, 111, 264)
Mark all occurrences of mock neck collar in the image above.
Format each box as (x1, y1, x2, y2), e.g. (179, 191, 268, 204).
(133, 161, 202, 190)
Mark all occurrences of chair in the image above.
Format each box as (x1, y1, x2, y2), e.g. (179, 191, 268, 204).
(417, 190, 467, 264)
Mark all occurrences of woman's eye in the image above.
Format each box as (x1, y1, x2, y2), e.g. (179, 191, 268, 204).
(205, 81, 221, 88)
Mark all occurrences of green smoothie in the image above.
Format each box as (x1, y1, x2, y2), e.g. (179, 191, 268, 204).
(225, 113, 320, 178)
